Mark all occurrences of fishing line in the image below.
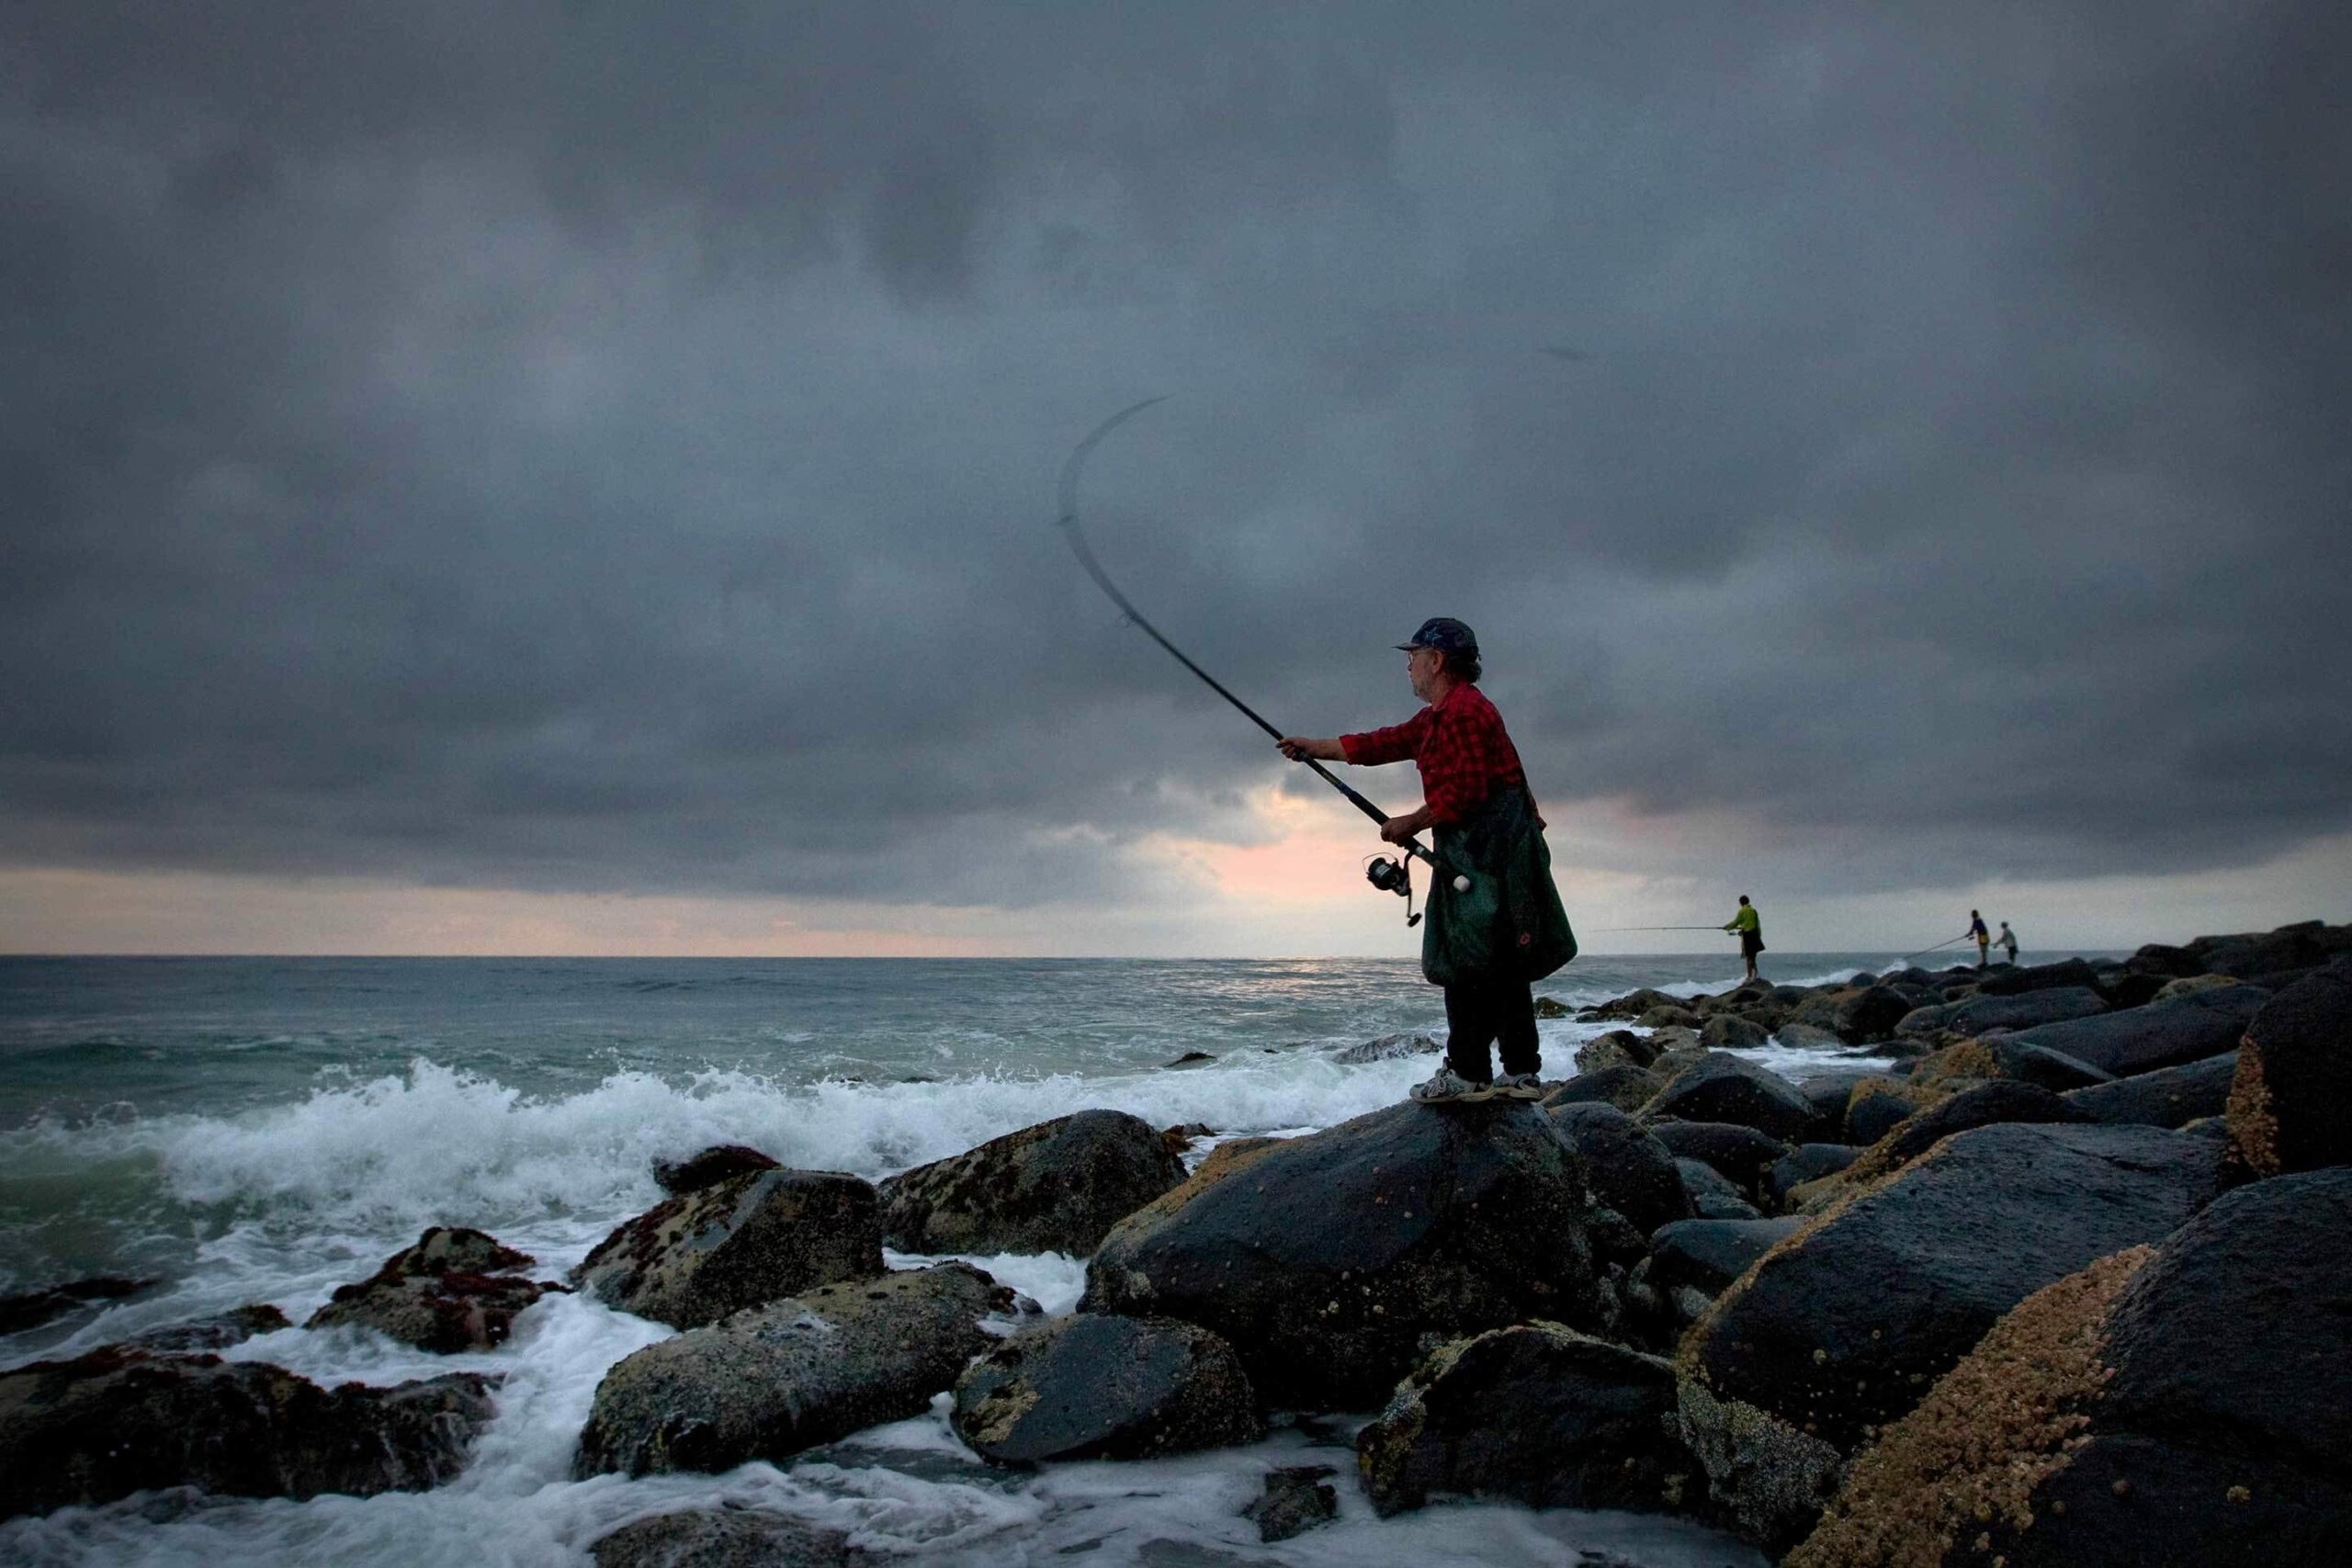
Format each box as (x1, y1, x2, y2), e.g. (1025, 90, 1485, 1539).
(1054, 398, 1466, 892)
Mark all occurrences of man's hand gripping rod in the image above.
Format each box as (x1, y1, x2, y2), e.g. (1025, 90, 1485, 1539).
(1055, 398, 1467, 889)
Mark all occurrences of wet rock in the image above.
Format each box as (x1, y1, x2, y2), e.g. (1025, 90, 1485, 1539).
(573, 1169, 882, 1330)
(1574, 1028, 1662, 1074)
(590, 1506, 860, 1568)
(1587, 987, 1690, 1022)
(1548, 1102, 1691, 1234)
(1163, 1051, 1216, 1067)
(1679, 1122, 2222, 1487)
(1894, 987, 2109, 1042)
(0, 1276, 156, 1336)
(1647, 1122, 1785, 1204)
(123, 1303, 292, 1355)
(1913, 1036, 2112, 1093)
(1243, 1465, 1338, 1542)
(1676, 1158, 1762, 1221)
(1767, 1144, 1859, 1206)
(1830, 987, 1916, 1044)
(1356, 1324, 1695, 1517)
(952, 1313, 1259, 1463)
(1161, 1122, 1215, 1156)
(1080, 1100, 1604, 1410)
(575, 1263, 1013, 1478)
(1331, 1032, 1439, 1064)
(1793, 1068, 1875, 1125)
(1637, 1005, 1703, 1030)
(879, 1109, 1186, 1257)
(2007, 983, 2269, 1077)
(1545, 1064, 1667, 1112)
(1647, 1217, 1804, 1298)
(1645, 1053, 1815, 1141)
(2064, 1050, 2238, 1129)
(1700, 1014, 1769, 1052)
(307, 1226, 559, 1352)
(1773, 1022, 1849, 1052)
(653, 1145, 783, 1197)
(1533, 995, 1572, 1019)
(2151, 972, 2245, 1002)
(1792, 1169, 2352, 1568)
(0, 1348, 493, 1520)
(2226, 962, 2352, 1179)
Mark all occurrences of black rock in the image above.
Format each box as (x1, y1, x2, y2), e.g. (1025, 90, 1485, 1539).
(0, 1348, 493, 1520)
(573, 1169, 883, 1330)
(1645, 1217, 1803, 1297)
(1844, 1077, 1931, 1146)
(2064, 1051, 2239, 1129)
(2226, 961, 2352, 1179)
(1860, 1080, 2093, 1178)
(1548, 1102, 1692, 1235)
(1331, 1032, 1439, 1064)
(575, 1263, 1016, 1478)
(1574, 1028, 1664, 1073)
(1645, 1122, 1786, 1202)
(1675, 1157, 1762, 1221)
(2008, 984, 2269, 1077)
(951, 1313, 1260, 1463)
(1244, 1465, 1339, 1542)
(1356, 1324, 1696, 1517)
(1767, 1144, 1859, 1205)
(1798, 1168, 2352, 1568)
(1895, 987, 2109, 1041)
(1080, 1100, 1604, 1410)
(1972, 957, 2106, 998)
(1543, 1064, 1665, 1113)
(1699, 1014, 1770, 1051)
(1645, 1053, 1815, 1141)
(880, 1109, 1186, 1257)
(653, 1145, 782, 1197)
(122, 1303, 292, 1355)
(308, 1226, 559, 1352)
(0, 1276, 156, 1336)
(1830, 986, 1916, 1043)
(590, 1506, 861, 1568)
(1163, 1051, 1216, 1067)
(1682, 1122, 2222, 1451)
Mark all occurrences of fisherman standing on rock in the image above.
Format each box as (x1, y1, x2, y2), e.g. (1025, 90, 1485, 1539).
(1280, 618, 1577, 1105)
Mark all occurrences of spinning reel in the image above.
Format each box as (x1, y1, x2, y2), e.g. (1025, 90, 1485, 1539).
(1367, 852, 1473, 927)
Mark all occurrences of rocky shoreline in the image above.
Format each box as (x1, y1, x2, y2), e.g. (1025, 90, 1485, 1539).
(3, 919, 2347, 1563)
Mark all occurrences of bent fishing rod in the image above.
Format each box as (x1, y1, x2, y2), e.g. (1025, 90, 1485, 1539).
(1055, 398, 1470, 909)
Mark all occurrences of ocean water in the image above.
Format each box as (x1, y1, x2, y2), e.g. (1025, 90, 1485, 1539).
(0, 953, 1915, 1566)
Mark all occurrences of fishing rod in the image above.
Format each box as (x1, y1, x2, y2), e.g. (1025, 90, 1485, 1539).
(1593, 926, 1728, 933)
(1054, 398, 1470, 916)
(1899, 933, 1973, 962)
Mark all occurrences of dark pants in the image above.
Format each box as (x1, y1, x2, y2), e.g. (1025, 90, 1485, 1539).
(1444, 974, 1540, 1083)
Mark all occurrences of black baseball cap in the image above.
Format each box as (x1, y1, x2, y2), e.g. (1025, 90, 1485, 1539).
(1396, 616, 1477, 653)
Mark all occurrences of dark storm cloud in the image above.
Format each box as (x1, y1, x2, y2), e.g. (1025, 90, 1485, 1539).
(2, 1, 2345, 914)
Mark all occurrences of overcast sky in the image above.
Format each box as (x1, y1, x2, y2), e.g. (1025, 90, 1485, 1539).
(3, 1, 2346, 957)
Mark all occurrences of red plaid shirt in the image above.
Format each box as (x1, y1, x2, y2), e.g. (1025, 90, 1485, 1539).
(1340, 682, 1536, 827)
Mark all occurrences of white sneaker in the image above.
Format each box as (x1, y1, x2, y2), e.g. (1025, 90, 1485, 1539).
(1494, 1072, 1545, 1101)
(1410, 1066, 1494, 1104)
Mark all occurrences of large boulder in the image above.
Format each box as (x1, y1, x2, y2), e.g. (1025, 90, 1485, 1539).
(1648, 1122, 1787, 1204)
(1544, 1064, 1665, 1112)
(0, 1277, 155, 1336)
(878, 1110, 1187, 1257)
(1830, 987, 1917, 1044)
(1644, 1053, 1817, 1141)
(2226, 962, 2352, 1179)
(1676, 1122, 2223, 1550)
(2007, 984, 2269, 1077)
(574, 1263, 1014, 1478)
(123, 1304, 292, 1356)
(1080, 1100, 1604, 1409)
(1912, 1035, 2112, 1092)
(2064, 1051, 2239, 1129)
(1774, 1022, 1851, 1052)
(1700, 1014, 1770, 1052)
(1355, 1324, 1697, 1517)
(1548, 1102, 1692, 1235)
(1646, 1217, 1804, 1299)
(1894, 987, 2109, 1042)
(590, 1508, 859, 1568)
(572, 1168, 882, 1329)
(1768, 1145, 1860, 1207)
(306, 1226, 560, 1352)
(1677, 1158, 1763, 1221)
(0, 1348, 493, 1520)
(1792, 1168, 2352, 1568)
(1575, 1028, 1664, 1073)
(951, 1313, 1259, 1463)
